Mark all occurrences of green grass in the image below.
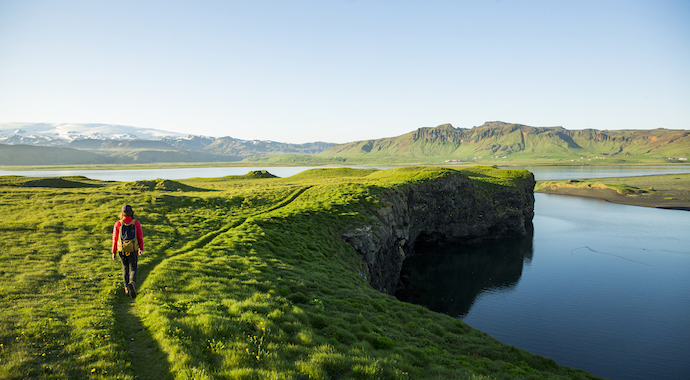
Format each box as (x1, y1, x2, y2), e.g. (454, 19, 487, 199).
(536, 174, 690, 195)
(535, 179, 650, 195)
(0, 167, 600, 379)
(535, 174, 690, 206)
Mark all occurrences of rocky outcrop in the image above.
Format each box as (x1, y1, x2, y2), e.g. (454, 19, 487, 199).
(341, 171, 535, 294)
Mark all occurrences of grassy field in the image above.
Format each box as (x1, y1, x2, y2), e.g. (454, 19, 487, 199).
(536, 173, 690, 209)
(0, 167, 600, 379)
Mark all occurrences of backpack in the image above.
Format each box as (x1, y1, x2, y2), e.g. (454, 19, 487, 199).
(118, 220, 139, 255)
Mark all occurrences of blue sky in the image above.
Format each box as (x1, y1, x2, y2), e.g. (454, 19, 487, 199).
(1, 0, 688, 143)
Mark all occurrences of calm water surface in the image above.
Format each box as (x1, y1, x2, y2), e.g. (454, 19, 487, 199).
(397, 194, 690, 380)
(1, 164, 690, 181)
(505, 165, 690, 180)
(0, 166, 325, 181)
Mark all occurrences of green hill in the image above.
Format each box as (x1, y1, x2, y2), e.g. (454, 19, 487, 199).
(103, 149, 242, 163)
(0, 167, 601, 379)
(0, 143, 242, 165)
(319, 122, 690, 163)
(0, 143, 112, 165)
(203, 138, 332, 157)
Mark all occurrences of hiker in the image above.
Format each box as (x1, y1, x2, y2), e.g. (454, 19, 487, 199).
(111, 204, 144, 298)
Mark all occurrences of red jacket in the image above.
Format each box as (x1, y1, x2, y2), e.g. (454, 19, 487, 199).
(111, 217, 144, 254)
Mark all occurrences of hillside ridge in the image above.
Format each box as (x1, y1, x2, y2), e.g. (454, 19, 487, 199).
(2, 121, 689, 165)
(320, 121, 690, 161)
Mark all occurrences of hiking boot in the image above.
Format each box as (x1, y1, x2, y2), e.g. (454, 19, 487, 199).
(124, 286, 130, 296)
(127, 281, 137, 299)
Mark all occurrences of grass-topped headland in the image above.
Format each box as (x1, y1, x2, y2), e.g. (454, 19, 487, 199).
(0, 167, 601, 379)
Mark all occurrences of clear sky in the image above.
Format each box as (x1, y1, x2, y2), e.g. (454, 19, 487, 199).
(1, 0, 689, 143)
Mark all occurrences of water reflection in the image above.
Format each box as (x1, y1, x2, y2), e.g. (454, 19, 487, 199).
(395, 234, 533, 317)
(395, 195, 690, 380)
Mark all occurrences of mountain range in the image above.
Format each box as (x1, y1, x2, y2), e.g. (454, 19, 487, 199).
(320, 121, 690, 161)
(0, 122, 187, 144)
(0, 123, 333, 165)
(1, 121, 689, 166)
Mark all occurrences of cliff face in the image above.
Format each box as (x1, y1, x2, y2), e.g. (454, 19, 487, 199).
(342, 171, 535, 294)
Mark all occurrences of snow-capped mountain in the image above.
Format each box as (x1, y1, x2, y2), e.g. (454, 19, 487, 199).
(0, 122, 187, 144)
(0, 122, 334, 164)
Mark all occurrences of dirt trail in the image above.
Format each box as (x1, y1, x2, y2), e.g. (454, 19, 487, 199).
(113, 296, 174, 380)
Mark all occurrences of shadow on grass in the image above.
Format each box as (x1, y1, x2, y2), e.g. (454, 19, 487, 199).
(113, 295, 174, 380)
(111, 215, 183, 380)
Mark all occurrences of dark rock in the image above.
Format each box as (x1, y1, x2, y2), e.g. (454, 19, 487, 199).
(341, 171, 535, 294)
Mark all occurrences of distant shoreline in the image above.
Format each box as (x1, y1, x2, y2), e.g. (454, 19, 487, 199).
(536, 174, 690, 210)
(1, 160, 689, 172)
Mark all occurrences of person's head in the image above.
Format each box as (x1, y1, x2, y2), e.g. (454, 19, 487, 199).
(120, 204, 134, 219)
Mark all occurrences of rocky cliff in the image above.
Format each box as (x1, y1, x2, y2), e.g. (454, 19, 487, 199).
(342, 170, 535, 294)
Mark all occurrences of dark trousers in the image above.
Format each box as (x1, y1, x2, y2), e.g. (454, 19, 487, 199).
(118, 252, 138, 287)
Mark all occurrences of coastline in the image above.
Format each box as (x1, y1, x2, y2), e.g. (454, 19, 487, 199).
(536, 187, 690, 210)
(535, 174, 690, 210)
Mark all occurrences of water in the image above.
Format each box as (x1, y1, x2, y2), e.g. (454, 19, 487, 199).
(0, 166, 324, 181)
(1, 164, 689, 181)
(397, 194, 690, 380)
(504, 165, 690, 180)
